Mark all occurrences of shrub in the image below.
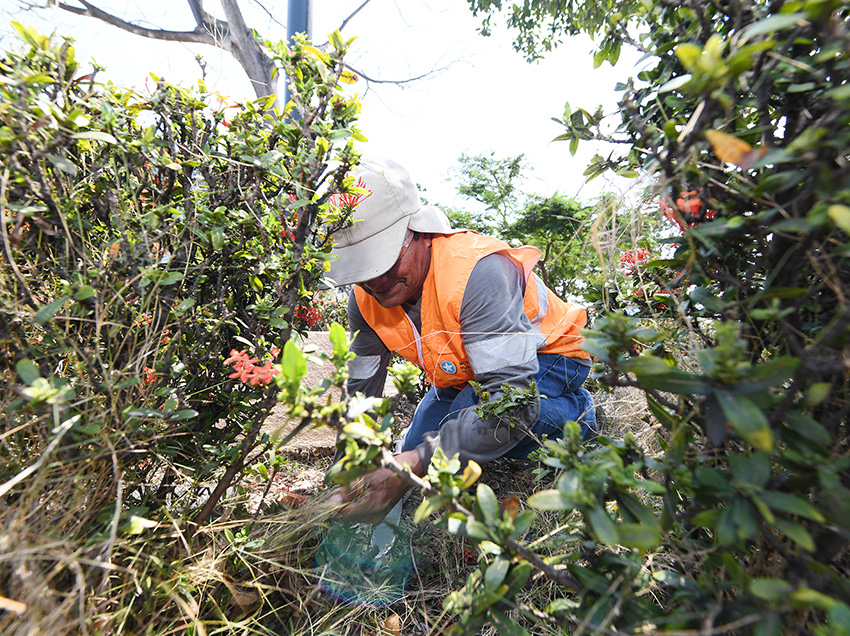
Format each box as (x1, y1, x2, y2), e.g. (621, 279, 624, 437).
(0, 24, 364, 634)
(401, 1, 850, 633)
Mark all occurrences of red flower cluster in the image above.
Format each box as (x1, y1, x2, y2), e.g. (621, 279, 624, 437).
(660, 190, 717, 232)
(330, 176, 371, 211)
(225, 348, 281, 386)
(295, 305, 322, 329)
(620, 248, 652, 273)
(144, 367, 157, 384)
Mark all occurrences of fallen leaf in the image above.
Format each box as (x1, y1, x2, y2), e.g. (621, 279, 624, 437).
(502, 495, 520, 520)
(382, 613, 401, 636)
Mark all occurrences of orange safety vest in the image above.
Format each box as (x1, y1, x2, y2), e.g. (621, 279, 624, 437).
(354, 232, 589, 388)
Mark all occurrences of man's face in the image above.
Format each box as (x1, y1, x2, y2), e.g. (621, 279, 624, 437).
(359, 231, 432, 308)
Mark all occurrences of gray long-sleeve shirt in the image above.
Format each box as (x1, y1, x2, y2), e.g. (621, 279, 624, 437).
(347, 252, 544, 467)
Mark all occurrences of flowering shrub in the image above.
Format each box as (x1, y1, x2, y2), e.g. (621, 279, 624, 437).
(0, 25, 367, 635)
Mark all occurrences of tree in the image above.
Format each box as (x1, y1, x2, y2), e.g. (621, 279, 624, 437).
(506, 192, 594, 297)
(23, 0, 451, 104)
(48, 0, 281, 99)
(450, 151, 528, 233)
(444, 152, 596, 298)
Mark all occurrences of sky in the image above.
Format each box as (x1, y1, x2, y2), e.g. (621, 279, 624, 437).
(1, 0, 642, 208)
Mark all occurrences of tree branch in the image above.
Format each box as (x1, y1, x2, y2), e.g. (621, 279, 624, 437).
(346, 61, 455, 86)
(55, 1, 217, 46)
(338, 0, 373, 32)
(219, 0, 277, 99)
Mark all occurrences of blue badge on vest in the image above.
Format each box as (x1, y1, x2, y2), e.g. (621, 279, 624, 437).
(440, 360, 457, 374)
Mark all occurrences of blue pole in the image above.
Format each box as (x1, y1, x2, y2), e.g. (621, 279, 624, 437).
(284, 0, 312, 109)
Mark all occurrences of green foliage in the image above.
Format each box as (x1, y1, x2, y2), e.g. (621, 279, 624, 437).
(387, 358, 422, 402)
(446, 152, 597, 298)
(442, 1, 850, 633)
(449, 151, 529, 232)
(507, 192, 595, 297)
(0, 24, 367, 634)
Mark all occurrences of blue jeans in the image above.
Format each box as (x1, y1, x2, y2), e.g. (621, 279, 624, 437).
(401, 354, 596, 459)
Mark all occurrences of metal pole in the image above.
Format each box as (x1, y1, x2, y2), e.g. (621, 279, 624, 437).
(284, 0, 312, 109)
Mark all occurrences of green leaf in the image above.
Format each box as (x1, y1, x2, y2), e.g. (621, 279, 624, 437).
(785, 410, 831, 446)
(46, 154, 78, 176)
(729, 452, 771, 488)
(176, 298, 195, 312)
(773, 517, 815, 552)
(280, 340, 307, 386)
(169, 409, 199, 421)
(739, 13, 807, 43)
(617, 523, 660, 550)
(750, 578, 794, 602)
(488, 608, 530, 636)
(484, 558, 510, 592)
(126, 408, 165, 419)
(12, 21, 45, 49)
(566, 563, 610, 594)
(477, 483, 500, 525)
(161, 271, 183, 286)
(510, 510, 536, 539)
(790, 587, 837, 610)
(73, 285, 96, 301)
(828, 204, 850, 235)
(734, 357, 798, 393)
(527, 488, 574, 511)
(464, 518, 490, 540)
(714, 390, 774, 453)
(695, 466, 733, 494)
(617, 492, 660, 526)
(675, 43, 702, 69)
(716, 506, 738, 545)
(585, 506, 619, 546)
(624, 356, 712, 394)
(71, 130, 118, 144)
(121, 514, 158, 535)
(645, 393, 679, 430)
(34, 295, 70, 325)
(328, 322, 349, 358)
(15, 358, 41, 385)
(760, 491, 824, 522)
(414, 496, 443, 524)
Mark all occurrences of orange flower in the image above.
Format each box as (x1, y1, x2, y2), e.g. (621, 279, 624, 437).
(225, 348, 280, 386)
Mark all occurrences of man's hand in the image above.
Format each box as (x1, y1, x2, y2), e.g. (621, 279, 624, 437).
(328, 449, 423, 524)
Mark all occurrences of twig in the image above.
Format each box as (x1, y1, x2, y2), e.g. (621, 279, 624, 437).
(0, 414, 79, 498)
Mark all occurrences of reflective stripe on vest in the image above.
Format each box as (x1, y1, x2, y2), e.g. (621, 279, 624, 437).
(354, 232, 588, 388)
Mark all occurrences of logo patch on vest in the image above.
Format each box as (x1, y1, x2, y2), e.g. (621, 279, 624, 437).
(439, 360, 457, 374)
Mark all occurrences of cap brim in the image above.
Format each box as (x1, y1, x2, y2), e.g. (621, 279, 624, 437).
(408, 205, 454, 234)
(325, 214, 410, 287)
